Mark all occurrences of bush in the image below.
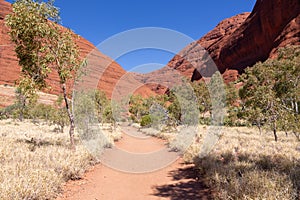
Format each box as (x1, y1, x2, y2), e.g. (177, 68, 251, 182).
(140, 115, 152, 127)
(0, 120, 97, 200)
(191, 126, 300, 199)
(29, 103, 54, 122)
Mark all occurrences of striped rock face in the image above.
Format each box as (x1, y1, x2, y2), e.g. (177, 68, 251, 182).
(0, 0, 155, 107)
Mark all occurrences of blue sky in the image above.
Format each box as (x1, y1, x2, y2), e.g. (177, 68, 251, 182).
(7, 0, 256, 73)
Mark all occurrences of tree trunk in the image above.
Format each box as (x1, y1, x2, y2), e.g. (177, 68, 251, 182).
(258, 125, 262, 135)
(62, 83, 75, 150)
(293, 131, 300, 141)
(60, 124, 64, 133)
(273, 122, 278, 142)
(19, 94, 26, 122)
(256, 120, 262, 135)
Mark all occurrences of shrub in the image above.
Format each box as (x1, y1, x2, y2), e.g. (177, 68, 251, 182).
(140, 115, 152, 127)
(0, 120, 97, 200)
(191, 126, 300, 199)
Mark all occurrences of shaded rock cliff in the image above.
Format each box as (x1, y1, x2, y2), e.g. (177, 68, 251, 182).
(135, 0, 299, 89)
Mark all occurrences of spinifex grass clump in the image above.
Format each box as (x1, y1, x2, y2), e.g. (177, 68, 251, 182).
(0, 119, 97, 200)
(188, 126, 300, 199)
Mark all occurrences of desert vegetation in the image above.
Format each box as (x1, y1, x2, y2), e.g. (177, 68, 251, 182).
(0, 89, 121, 199)
(127, 45, 300, 199)
(6, 0, 84, 149)
(193, 126, 300, 199)
(0, 119, 97, 199)
(0, 0, 299, 199)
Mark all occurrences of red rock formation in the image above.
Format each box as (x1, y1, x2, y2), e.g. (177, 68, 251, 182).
(131, 13, 250, 87)
(191, 0, 300, 82)
(138, 0, 299, 87)
(0, 0, 154, 106)
(1, 0, 299, 105)
(0, 0, 124, 96)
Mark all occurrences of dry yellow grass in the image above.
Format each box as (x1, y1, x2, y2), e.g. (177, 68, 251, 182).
(0, 119, 122, 200)
(184, 126, 300, 199)
(2, 119, 299, 199)
(127, 124, 300, 199)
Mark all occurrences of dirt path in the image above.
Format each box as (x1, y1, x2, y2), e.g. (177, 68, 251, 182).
(57, 126, 212, 200)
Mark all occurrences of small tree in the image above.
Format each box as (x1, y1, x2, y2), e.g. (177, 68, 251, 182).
(15, 77, 38, 121)
(167, 82, 199, 126)
(192, 81, 211, 119)
(224, 82, 241, 126)
(129, 94, 150, 122)
(6, 0, 82, 149)
(274, 46, 300, 139)
(238, 45, 300, 141)
(239, 61, 282, 141)
(167, 93, 181, 125)
(47, 28, 82, 149)
(6, 0, 58, 121)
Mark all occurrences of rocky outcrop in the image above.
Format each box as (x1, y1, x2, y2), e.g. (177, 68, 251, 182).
(0, 0, 124, 97)
(0, 0, 154, 106)
(131, 13, 250, 89)
(1, 0, 299, 105)
(143, 0, 299, 86)
(191, 0, 300, 82)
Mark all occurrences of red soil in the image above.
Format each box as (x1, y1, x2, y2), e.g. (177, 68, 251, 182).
(57, 127, 212, 200)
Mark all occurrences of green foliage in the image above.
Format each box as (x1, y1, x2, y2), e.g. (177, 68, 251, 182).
(223, 83, 242, 127)
(239, 45, 300, 140)
(129, 94, 167, 123)
(30, 103, 54, 122)
(0, 104, 19, 120)
(6, 0, 83, 148)
(140, 115, 152, 127)
(239, 61, 282, 140)
(149, 103, 168, 129)
(129, 95, 148, 121)
(190, 71, 226, 126)
(168, 82, 199, 126)
(6, 0, 60, 121)
(74, 89, 116, 126)
(5, 0, 59, 90)
(0, 97, 70, 133)
(192, 81, 211, 117)
(167, 92, 181, 124)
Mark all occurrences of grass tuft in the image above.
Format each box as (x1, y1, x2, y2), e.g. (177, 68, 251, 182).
(0, 119, 98, 199)
(188, 126, 300, 199)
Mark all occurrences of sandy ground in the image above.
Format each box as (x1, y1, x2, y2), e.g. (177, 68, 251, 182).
(57, 125, 212, 200)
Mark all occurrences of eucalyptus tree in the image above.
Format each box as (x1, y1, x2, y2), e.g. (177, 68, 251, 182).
(6, 0, 83, 149)
(274, 46, 300, 139)
(239, 46, 300, 141)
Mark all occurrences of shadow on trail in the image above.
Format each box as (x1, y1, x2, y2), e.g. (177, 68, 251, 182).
(152, 166, 213, 200)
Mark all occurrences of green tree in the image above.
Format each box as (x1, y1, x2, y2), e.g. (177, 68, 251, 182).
(224, 82, 241, 126)
(129, 94, 150, 122)
(94, 90, 109, 123)
(94, 90, 117, 125)
(167, 82, 199, 126)
(6, 0, 82, 149)
(5, 0, 58, 120)
(167, 91, 181, 125)
(273, 46, 300, 139)
(15, 78, 38, 121)
(240, 62, 282, 141)
(51, 95, 69, 133)
(238, 45, 300, 141)
(192, 81, 211, 118)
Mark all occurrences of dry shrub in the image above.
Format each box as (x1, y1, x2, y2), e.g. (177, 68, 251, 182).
(187, 126, 300, 199)
(0, 119, 97, 200)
